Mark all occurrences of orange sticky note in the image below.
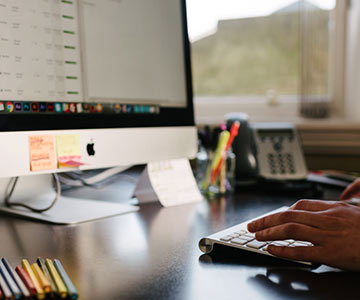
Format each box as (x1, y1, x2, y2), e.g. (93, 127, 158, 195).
(29, 135, 57, 171)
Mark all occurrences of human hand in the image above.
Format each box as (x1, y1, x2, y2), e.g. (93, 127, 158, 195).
(247, 199, 360, 270)
(340, 178, 360, 200)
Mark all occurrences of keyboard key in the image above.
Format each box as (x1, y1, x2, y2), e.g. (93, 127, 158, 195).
(284, 239, 295, 243)
(296, 241, 313, 246)
(261, 245, 269, 251)
(238, 235, 254, 242)
(246, 240, 268, 249)
(242, 232, 255, 238)
(271, 240, 291, 246)
(231, 238, 249, 245)
(220, 236, 233, 242)
(229, 233, 239, 238)
(235, 230, 247, 235)
(290, 241, 313, 247)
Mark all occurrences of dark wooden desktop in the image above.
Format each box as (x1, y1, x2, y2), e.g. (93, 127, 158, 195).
(1, 179, 359, 300)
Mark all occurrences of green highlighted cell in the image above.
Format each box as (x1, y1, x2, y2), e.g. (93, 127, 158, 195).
(66, 76, 78, 80)
(64, 45, 76, 50)
(67, 91, 79, 95)
(62, 0, 73, 4)
(65, 61, 77, 65)
(62, 15, 74, 20)
(63, 30, 75, 35)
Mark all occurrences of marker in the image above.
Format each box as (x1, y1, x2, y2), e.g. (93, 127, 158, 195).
(1, 258, 30, 298)
(226, 121, 240, 151)
(37, 257, 57, 296)
(209, 130, 230, 184)
(31, 263, 51, 294)
(15, 266, 37, 297)
(21, 259, 45, 300)
(54, 259, 78, 300)
(45, 259, 67, 299)
(0, 269, 13, 300)
(0, 260, 21, 299)
(211, 130, 230, 174)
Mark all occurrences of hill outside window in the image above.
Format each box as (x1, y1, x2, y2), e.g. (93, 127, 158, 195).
(187, 0, 345, 125)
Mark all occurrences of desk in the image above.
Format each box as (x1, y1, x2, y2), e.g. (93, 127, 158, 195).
(1, 182, 359, 300)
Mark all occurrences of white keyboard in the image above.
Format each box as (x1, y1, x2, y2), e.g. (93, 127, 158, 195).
(199, 206, 314, 266)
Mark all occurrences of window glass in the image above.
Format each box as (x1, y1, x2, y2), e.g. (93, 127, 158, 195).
(187, 0, 336, 98)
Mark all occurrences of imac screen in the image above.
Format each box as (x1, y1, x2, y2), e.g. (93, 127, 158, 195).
(0, 0, 194, 131)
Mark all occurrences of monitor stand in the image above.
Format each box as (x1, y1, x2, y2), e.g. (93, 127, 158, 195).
(0, 174, 138, 224)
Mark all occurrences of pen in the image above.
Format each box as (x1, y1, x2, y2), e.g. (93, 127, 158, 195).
(15, 266, 37, 297)
(45, 259, 67, 299)
(21, 259, 45, 300)
(31, 263, 51, 294)
(37, 257, 57, 296)
(54, 259, 78, 300)
(0, 269, 13, 300)
(1, 258, 30, 298)
(0, 260, 21, 299)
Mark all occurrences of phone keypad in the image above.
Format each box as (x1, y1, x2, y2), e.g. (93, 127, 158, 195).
(267, 152, 296, 175)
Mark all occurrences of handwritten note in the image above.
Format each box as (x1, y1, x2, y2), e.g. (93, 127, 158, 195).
(56, 134, 84, 168)
(29, 135, 57, 171)
(135, 159, 203, 207)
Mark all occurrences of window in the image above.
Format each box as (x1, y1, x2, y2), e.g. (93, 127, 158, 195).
(187, 0, 342, 125)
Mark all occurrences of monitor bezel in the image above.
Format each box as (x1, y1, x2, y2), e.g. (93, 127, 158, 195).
(0, 0, 194, 132)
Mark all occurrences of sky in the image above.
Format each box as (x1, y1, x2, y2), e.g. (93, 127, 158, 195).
(186, 0, 336, 41)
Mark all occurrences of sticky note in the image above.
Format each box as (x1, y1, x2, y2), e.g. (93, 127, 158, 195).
(29, 135, 57, 171)
(56, 134, 84, 168)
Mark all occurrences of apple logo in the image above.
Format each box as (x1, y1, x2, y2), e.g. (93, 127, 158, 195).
(87, 140, 95, 156)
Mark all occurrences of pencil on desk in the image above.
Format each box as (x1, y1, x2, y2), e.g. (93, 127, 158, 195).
(37, 257, 57, 296)
(31, 263, 51, 294)
(45, 258, 68, 299)
(53, 259, 78, 300)
(0, 260, 21, 299)
(21, 259, 45, 300)
(1, 258, 30, 299)
(15, 266, 37, 298)
(0, 268, 13, 300)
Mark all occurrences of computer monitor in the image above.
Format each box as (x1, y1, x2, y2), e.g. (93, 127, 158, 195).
(0, 0, 197, 223)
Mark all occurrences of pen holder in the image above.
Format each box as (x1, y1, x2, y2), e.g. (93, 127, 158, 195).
(199, 148, 236, 197)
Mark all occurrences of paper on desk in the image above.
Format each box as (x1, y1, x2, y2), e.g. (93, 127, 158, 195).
(29, 135, 57, 171)
(135, 159, 203, 207)
(56, 134, 85, 168)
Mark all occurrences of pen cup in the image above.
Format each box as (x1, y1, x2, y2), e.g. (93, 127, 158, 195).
(199, 148, 236, 197)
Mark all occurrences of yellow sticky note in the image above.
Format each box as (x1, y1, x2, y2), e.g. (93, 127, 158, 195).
(29, 135, 57, 171)
(56, 134, 82, 168)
